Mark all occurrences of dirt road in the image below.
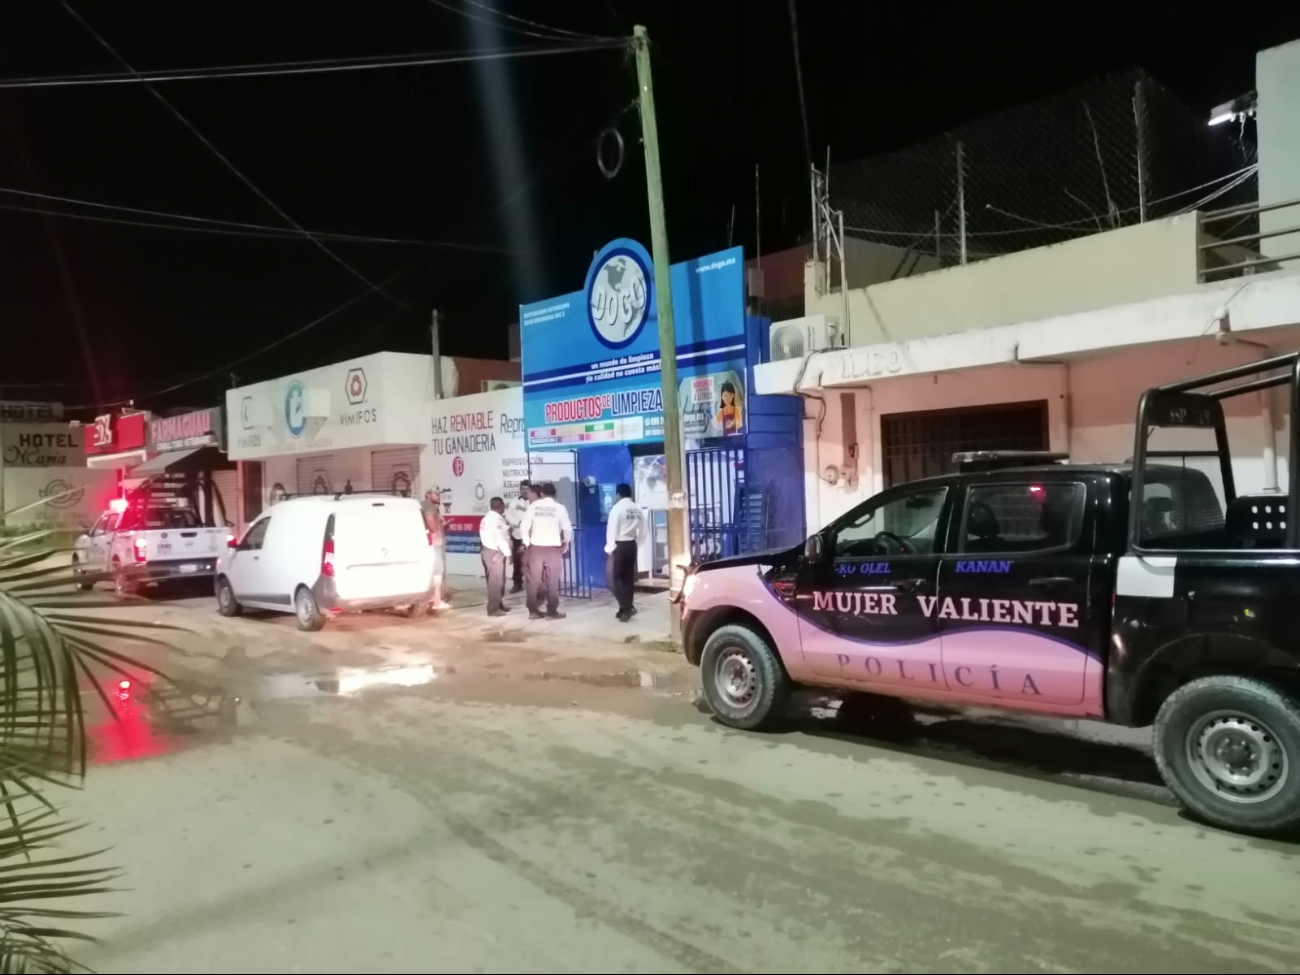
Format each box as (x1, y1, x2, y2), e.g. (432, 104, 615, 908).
(65, 616, 1300, 974)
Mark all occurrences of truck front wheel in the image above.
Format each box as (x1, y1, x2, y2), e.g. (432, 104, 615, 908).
(1154, 675, 1300, 835)
(699, 624, 790, 731)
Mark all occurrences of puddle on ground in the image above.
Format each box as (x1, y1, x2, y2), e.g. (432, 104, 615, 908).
(482, 629, 530, 644)
(260, 663, 445, 700)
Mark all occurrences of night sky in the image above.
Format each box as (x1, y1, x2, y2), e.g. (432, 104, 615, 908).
(2, 1, 1297, 412)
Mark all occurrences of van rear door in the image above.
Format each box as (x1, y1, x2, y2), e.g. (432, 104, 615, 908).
(331, 500, 431, 599)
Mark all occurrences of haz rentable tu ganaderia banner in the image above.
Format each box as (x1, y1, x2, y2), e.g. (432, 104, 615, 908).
(420, 387, 527, 574)
(518, 240, 748, 450)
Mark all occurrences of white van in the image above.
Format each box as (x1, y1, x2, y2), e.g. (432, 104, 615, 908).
(215, 494, 435, 631)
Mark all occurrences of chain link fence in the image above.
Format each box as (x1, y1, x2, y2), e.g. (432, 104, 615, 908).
(832, 70, 1258, 270)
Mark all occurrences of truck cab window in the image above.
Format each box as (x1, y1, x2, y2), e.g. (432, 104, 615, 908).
(960, 482, 1086, 554)
(834, 486, 947, 558)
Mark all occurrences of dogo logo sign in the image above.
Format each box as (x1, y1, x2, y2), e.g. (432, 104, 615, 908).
(585, 240, 651, 349)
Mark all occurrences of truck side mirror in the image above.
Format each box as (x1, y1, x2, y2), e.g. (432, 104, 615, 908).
(804, 534, 824, 563)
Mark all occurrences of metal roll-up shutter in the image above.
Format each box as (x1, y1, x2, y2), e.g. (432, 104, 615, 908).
(370, 447, 420, 497)
(296, 455, 337, 497)
(209, 469, 238, 526)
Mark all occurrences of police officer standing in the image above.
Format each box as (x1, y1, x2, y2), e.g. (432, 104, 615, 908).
(505, 480, 532, 593)
(519, 482, 572, 620)
(479, 496, 513, 617)
(604, 483, 646, 622)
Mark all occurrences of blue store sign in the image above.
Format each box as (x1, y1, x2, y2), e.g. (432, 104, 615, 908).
(520, 240, 747, 449)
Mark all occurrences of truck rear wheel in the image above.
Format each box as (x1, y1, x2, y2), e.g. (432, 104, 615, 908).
(699, 624, 790, 731)
(71, 557, 93, 592)
(111, 560, 136, 598)
(1153, 675, 1300, 834)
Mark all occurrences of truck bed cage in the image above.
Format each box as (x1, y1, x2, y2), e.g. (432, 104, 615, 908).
(1156, 350, 1300, 400)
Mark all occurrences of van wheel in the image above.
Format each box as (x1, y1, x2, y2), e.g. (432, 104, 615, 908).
(397, 603, 423, 619)
(71, 558, 93, 592)
(215, 577, 242, 617)
(1153, 675, 1300, 835)
(294, 586, 326, 632)
(699, 624, 790, 731)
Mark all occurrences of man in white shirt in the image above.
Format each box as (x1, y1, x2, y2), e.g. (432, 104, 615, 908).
(604, 482, 646, 622)
(519, 481, 573, 620)
(479, 496, 513, 617)
(504, 480, 532, 593)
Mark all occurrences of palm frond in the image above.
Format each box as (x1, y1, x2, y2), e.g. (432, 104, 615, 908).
(0, 533, 190, 970)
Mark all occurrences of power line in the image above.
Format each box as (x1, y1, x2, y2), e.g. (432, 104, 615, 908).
(425, 0, 608, 43)
(458, 0, 609, 41)
(786, 0, 813, 172)
(60, 1, 406, 309)
(0, 188, 537, 253)
(0, 40, 624, 89)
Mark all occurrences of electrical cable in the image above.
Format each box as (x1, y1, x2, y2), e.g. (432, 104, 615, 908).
(458, 0, 609, 41)
(0, 189, 537, 253)
(786, 0, 813, 172)
(0, 40, 624, 89)
(60, 0, 407, 308)
(425, 0, 611, 43)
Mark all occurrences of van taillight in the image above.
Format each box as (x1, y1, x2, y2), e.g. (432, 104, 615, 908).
(426, 530, 434, 546)
(322, 537, 335, 577)
(133, 537, 147, 563)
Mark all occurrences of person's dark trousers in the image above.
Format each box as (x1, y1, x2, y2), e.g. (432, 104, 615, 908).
(482, 548, 507, 614)
(510, 537, 524, 591)
(527, 545, 563, 615)
(612, 540, 637, 616)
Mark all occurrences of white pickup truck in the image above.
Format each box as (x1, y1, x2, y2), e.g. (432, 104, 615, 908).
(72, 501, 228, 596)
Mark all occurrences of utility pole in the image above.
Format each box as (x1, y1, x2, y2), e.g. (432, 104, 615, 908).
(633, 25, 688, 636)
(430, 309, 443, 399)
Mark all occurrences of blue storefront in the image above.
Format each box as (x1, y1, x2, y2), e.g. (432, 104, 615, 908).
(520, 239, 804, 593)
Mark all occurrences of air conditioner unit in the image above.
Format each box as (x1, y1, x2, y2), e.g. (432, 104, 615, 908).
(482, 380, 521, 392)
(768, 314, 844, 362)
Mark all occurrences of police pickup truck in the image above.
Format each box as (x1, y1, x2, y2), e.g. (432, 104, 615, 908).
(72, 497, 225, 597)
(680, 353, 1300, 834)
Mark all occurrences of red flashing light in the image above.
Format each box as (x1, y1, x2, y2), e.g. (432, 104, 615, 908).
(109, 498, 128, 514)
(118, 679, 131, 690)
(132, 537, 148, 563)
(1028, 485, 1044, 495)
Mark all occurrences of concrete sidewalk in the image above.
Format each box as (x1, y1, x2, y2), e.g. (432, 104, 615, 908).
(437, 573, 674, 647)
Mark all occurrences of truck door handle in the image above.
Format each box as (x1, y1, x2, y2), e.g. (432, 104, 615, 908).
(1029, 575, 1073, 588)
(893, 577, 929, 592)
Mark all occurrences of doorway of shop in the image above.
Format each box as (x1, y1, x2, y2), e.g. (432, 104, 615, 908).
(880, 400, 1049, 488)
(526, 450, 592, 599)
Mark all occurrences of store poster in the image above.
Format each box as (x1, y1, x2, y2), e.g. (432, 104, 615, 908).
(519, 241, 747, 450)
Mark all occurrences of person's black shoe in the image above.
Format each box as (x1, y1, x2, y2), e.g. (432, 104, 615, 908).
(499, 605, 513, 612)
(488, 609, 507, 617)
(528, 611, 545, 620)
(510, 585, 523, 593)
(544, 611, 566, 620)
(616, 611, 630, 622)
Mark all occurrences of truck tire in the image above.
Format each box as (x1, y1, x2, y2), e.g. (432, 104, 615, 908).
(111, 561, 136, 598)
(294, 585, 327, 632)
(215, 577, 242, 618)
(1153, 675, 1300, 835)
(699, 624, 790, 731)
(71, 557, 93, 592)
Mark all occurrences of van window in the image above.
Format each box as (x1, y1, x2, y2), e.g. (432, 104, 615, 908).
(834, 486, 947, 557)
(959, 482, 1085, 554)
(239, 518, 270, 551)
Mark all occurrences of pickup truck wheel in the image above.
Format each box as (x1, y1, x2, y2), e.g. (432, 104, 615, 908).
(1153, 675, 1300, 835)
(112, 563, 136, 598)
(215, 577, 242, 617)
(71, 558, 93, 592)
(294, 586, 327, 632)
(699, 624, 790, 731)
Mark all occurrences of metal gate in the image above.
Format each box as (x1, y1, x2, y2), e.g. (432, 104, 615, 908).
(527, 449, 593, 599)
(295, 455, 337, 496)
(687, 445, 748, 564)
(880, 401, 1048, 488)
(370, 447, 419, 497)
